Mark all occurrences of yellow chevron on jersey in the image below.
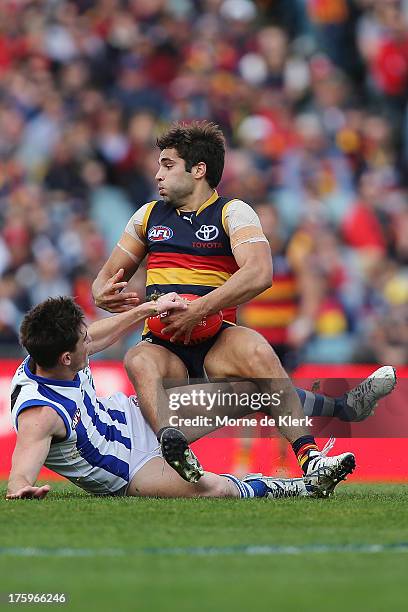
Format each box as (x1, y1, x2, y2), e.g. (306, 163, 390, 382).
(141, 201, 158, 238)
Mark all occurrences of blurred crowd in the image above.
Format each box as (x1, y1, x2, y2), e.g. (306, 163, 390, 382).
(0, 0, 407, 364)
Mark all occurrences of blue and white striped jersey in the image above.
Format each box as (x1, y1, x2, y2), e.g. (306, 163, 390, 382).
(11, 357, 134, 495)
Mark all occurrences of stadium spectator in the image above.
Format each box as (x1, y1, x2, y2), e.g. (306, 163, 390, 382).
(0, 0, 406, 365)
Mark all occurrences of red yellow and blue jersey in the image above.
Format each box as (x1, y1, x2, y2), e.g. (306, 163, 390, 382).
(141, 191, 239, 324)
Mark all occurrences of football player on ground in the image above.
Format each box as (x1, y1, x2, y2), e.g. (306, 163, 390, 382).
(4, 296, 337, 501)
(92, 121, 395, 486)
(6, 297, 396, 501)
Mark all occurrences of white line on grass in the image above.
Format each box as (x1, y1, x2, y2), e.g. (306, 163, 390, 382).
(1, 543, 408, 557)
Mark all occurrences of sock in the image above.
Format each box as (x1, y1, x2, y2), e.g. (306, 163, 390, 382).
(333, 395, 354, 421)
(292, 435, 320, 474)
(221, 474, 268, 498)
(244, 479, 268, 497)
(295, 387, 335, 417)
(295, 387, 348, 419)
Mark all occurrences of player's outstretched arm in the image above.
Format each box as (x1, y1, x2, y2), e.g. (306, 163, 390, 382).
(87, 294, 187, 355)
(6, 406, 64, 500)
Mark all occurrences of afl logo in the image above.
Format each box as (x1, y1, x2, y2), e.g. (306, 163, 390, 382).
(195, 225, 219, 241)
(148, 225, 173, 241)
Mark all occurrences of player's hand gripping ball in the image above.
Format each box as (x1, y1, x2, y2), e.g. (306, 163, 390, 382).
(147, 294, 223, 344)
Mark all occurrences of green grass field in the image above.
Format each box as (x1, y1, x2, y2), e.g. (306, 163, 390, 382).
(1, 482, 407, 612)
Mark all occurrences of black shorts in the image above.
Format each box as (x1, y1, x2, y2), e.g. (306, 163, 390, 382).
(142, 322, 234, 379)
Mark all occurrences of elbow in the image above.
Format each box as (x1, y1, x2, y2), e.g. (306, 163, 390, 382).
(92, 272, 106, 301)
(254, 253, 273, 293)
(259, 262, 273, 291)
(253, 270, 272, 294)
(258, 277, 272, 293)
(91, 275, 100, 297)
(243, 257, 272, 296)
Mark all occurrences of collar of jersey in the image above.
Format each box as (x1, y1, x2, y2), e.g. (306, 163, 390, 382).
(24, 357, 81, 387)
(176, 190, 219, 216)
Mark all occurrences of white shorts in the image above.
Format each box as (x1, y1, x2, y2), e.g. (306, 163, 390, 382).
(108, 392, 162, 495)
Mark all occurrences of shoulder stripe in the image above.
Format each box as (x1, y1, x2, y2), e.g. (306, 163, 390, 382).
(141, 201, 158, 238)
(14, 400, 71, 441)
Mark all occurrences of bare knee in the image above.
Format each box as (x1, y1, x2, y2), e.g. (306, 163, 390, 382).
(124, 347, 158, 382)
(125, 345, 187, 383)
(206, 327, 283, 378)
(245, 341, 281, 377)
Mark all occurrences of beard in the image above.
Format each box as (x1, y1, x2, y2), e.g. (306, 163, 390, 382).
(159, 179, 194, 208)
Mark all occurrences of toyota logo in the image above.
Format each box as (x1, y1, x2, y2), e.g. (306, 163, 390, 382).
(195, 225, 219, 241)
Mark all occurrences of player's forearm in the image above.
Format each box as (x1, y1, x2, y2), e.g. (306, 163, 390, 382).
(7, 440, 50, 495)
(92, 241, 145, 305)
(195, 265, 272, 315)
(92, 273, 105, 297)
(92, 260, 141, 313)
(88, 303, 158, 354)
(92, 270, 112, 304)
(93, 259, 134, 295)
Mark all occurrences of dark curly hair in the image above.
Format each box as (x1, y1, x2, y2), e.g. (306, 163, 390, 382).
(157, 121, 225, 188)
(20, 297, 85, 368)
